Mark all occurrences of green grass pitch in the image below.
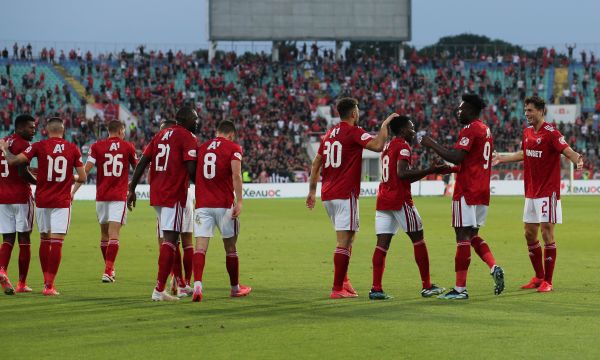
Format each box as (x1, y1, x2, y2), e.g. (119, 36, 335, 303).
(1, 196, 599, 359)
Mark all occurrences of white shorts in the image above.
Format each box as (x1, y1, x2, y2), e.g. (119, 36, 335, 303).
(96, 201, 128, 225)
(194, 207, 239, 238)
(181, 191, 194, 234)
(523, 195, 562, 224)
(323, 196, 359, 232)
(0, 198, 35, 233)
(36, 207, 71, 234)
(376, 204, 423, 235)
(154, 202, 185, 235)
(452, 196, 488, 228)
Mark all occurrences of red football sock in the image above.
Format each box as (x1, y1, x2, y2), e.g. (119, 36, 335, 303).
(527, 241, 544, 279)
(100, 240, 108, 262)
(47, 239, 63, 287)
(0, 241, 14, 271)
(171, 245, 186, 287)
(333, 247, 350, 291)
(455, 241, 471, 288)
(413, 239, 431, 289)
(183, 246, 193, 285)
(18, 243, 31, 282)
(471, 236, 496, 269)
(104, 239, 119, 275)
(156, 242, 176, 292)
(39, 239, 51, 283)
(193, 250, 206, 282)
(226, 251, 239, 286)
(343, 246, 352, 283)
(544, 243, 557, 284)
(371, 246, 387, 292)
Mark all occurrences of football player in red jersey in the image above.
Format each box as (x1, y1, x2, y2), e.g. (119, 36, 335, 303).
(306, 97, 397, 299)
(0, 114, 36, 294)
(192, 120, 249, 302)
(0, 117, 86, 296)
(369, 115, 449, 300)
(421, 94, 504, 300)
(493, 96, 583, 292)
(71, 120, 138, 283)
(127, 107, 198, 301)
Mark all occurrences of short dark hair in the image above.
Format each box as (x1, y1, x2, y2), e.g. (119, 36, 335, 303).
(108, 120, 125, 134)
(175, 106, 198, 124)
(336, 97, 358, 119)
(14, 114, 35, 129)
(524, 96, 546, 111)
(217, 120, 236, 135)
(389, 115, 410, 136)
(461, 93, 486, 115)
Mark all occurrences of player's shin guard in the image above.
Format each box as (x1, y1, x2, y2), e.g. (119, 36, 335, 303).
(226, 251, 239, 286)
(100, 240, 108, 262)
(104, 239, 119, 275)
(47, 239, 63, 287)
(413, 239, 431, 289)
(455, 241, 471, 288)
(333, 247, 350, 291)
(371, 246, 387, 291)
(172, 246, 186, 288)
(39, 239, 51, 283)
(18, 243, 31, 282)
(527, 241, 545, 279)
(156, 242, 176, 292)
(183, 246, 193, 285)
(544, 243, 557, 284)
(193, 250, 206, 282)
(0, 241, 14, 271)
(470, 236, 496, 269)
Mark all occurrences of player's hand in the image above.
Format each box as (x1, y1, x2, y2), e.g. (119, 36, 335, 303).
(127, 190, 136, 211)
(419, 135, 434, 147)
(232, 202, 243, 218)
(383, 113, 399, 126)
(576, 154, 584, 170)
(306, 192, 316, 210)
(491, 151, 501, 166)
(0, 139, 7, 152)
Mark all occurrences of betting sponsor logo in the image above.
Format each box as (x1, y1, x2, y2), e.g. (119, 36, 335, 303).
(243, 188, 281, 198)
(526, 149, 543, 158)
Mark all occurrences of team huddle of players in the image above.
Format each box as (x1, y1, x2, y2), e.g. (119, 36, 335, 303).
(0, 94, 584, 301)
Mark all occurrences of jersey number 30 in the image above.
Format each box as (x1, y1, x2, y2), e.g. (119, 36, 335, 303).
(323, 141, 342, 168)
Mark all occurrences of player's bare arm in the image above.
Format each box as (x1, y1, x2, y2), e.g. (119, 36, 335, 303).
(492, 150, 524, 166)
(306, 153, 323, 210)
(231, 160, 243, 218)
(186, 160, 196, 183)
(397, 159, 449, 183)
(71, 162, 94, 198)
(420, 136, 467, 165)
(365, 113, 398, 152)
(17, 163, 36, 184)
(0, 141, 29, 166)
(127, 154, 151, 211)
(562, 147, 584, 170)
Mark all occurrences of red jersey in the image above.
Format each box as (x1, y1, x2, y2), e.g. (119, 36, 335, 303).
(195, 137, 243, 208)
(376, 137, 413, 210)
(453, 120, 493, 205)
(522, 122, 569, 199)
(22, 138, 83, 208)
(0, 133, 32, 204)
(319, 122, 374, 201)
(88, 137, 138, 201)
(142, 125, 197, 207)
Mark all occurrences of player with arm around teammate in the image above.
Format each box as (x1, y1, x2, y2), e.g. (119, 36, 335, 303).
(71, 120, 138, 283)
(369, 115, 449, 300)
(420, 94, 504, 300)
(493, 96, 583, 292)
(0, 117, 86, 296)
(306, 97, 397, 299)
(192, 120, 248, 302)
